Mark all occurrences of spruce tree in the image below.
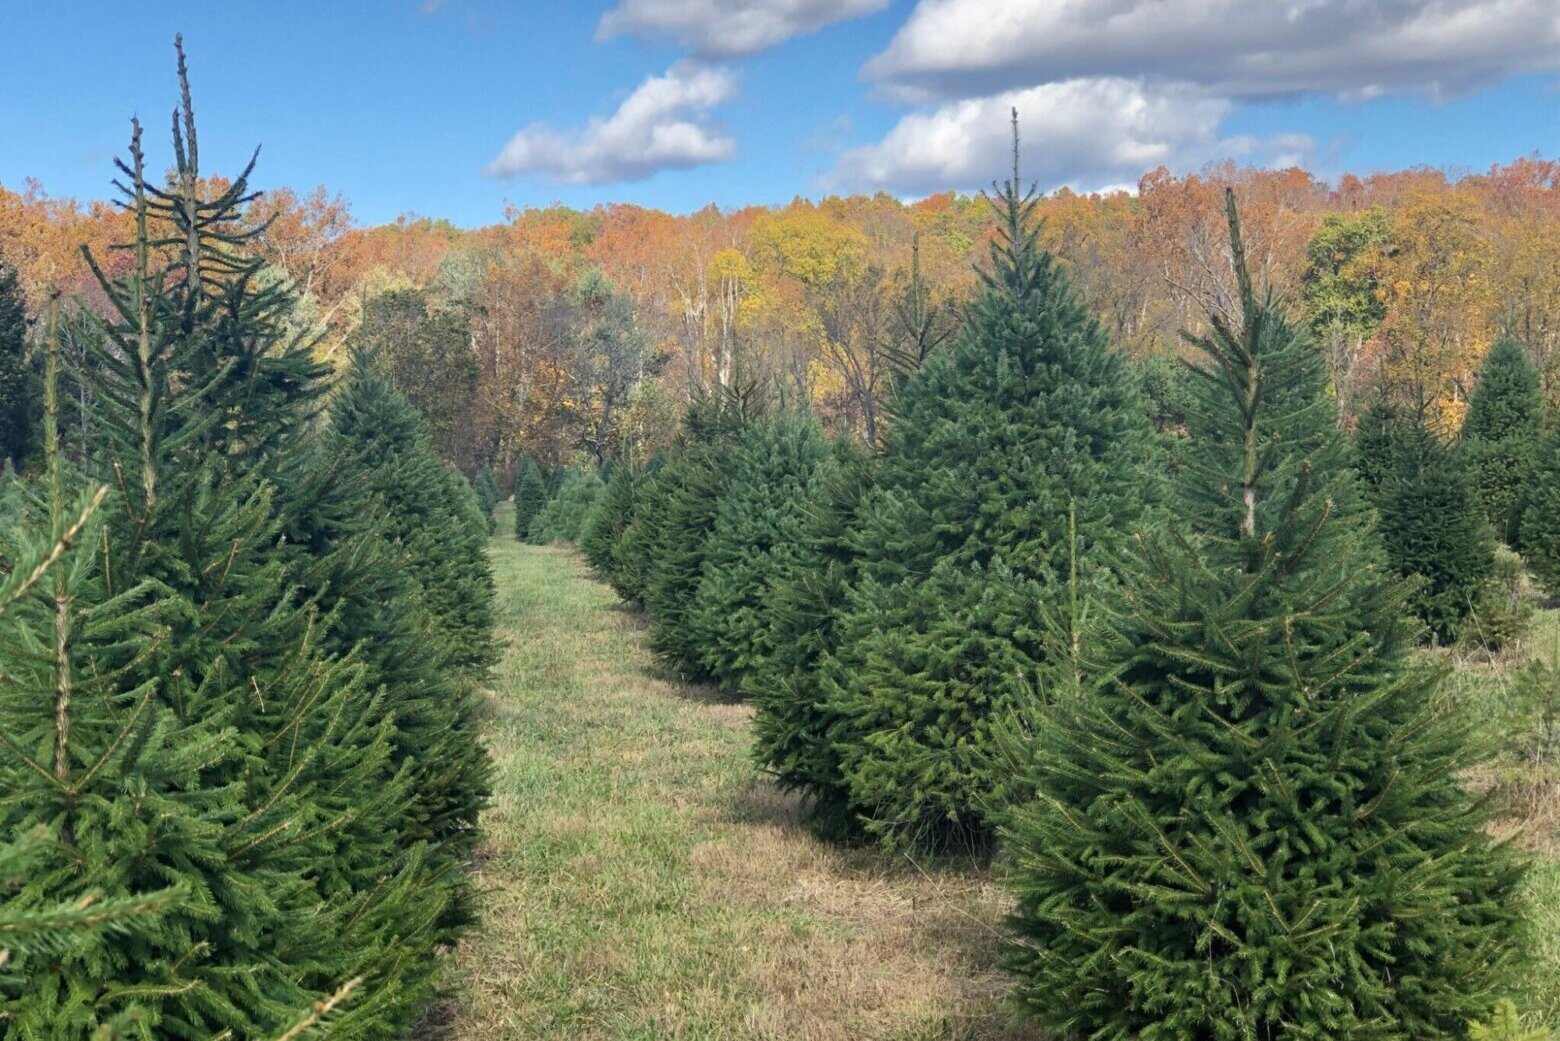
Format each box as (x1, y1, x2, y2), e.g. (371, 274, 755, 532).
(1353, 393, 1406, 496)
(1523, 427, 1560, 594)
(639, 391, 756, 680)
(473, 465, 500, 532)
(823, 120, 1155, 849)
(581, 461, 639, 573)
(607, 458, 665, 605)
(513, 456, 548, 541)
(328, 354, 499, 677)
(747, 438, 875, 837)
(0, 253, 36, 470)
(1, 47, 466, 1037)
(1003, 192, 1523, 1040)
(689, 410, 832, 692)
(1462, 339, 1543, 545)
(1377, 418, 1496, 643)
(527, 466, 605, 544)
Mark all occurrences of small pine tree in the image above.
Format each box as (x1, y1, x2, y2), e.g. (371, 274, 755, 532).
(1523, 426, 1560, 594)
(639, 390, 757, 680)
(747, 438, 874, 837)
(607, 458, 665, 604)
(1003, 191, 1523, 1040)
(1353, 393, 1406, 496)
(527, 466, 605, 543)
(329, 354, 499, 677)
(0, 254, 36, 470)
(689, 410, 832, 692)
(581, 461, 639, 574)
(473, 465, 500, 532)
(1463, 339, 1543, 545)
(823, 117, 1155, 849)
(1378, 418, 1497, 643)
(513, 456, 548, 541)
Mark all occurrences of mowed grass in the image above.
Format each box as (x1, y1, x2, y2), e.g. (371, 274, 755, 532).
(444, 517, 1036, 1040)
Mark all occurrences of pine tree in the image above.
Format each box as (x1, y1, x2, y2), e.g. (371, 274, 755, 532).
(580, 460, 639, 574)
(527, 466, 605, 544)
(1003, 191, 1523, 1040)
(1463, 339, 1543, 545)
(639, 390, 757, 680)
(747, 438, 875, 837)
(689, 410, 832, 692)
(822, 117, 1155, 849)
(473, 465, 500, 532)
(328, 354, 499, 677)
(513, 456, 548, 541)
(1, 46, 466, 1037)
(607, 458, 665, 605)
(1353, 393, 1406, 496)
(1378, 418, 1496, 643)
(0, 253, 36, 470)
(1523, 427, 1560, 594)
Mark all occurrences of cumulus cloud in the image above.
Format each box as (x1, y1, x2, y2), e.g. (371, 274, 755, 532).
(598, 0, 889, 58)
(485, 62, 737, 185)
(827, 79, 1314, 196)
(865, 0, 1560, 103)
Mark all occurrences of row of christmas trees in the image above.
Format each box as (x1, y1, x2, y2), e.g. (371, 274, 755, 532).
(0, 47, 496, 1038)
(576, 142, 1528, 1035)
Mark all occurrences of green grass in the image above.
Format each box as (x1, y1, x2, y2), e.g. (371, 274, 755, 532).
(445, 514, 1033, 1040)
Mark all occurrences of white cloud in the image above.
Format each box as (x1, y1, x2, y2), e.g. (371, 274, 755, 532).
(827, 79, 1313, 196)
(598, 0, 889, 58)
(865, 0, 1560, 103)
(485, 62, 737, 185)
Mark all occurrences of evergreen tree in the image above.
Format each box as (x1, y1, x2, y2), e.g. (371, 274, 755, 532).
(607, 458, 665, 605)
(1523, 426, 1560, 594)
(1353, 393, 1407, 496)
(1, 48, 467, 1037)
(0, 253, 37, 470)
(1378, 418, 1496, 643)
(822, 120, 1155, 849)
(527, 466, 605, 544)
(689, 410, 832, 692)
(580, 461, 639, 573)
(1003, 192, 1523, 1040)
(639, 390, 757, 680)
(473, 465, 500, 532)
(513, 456, 548, 541)
(328, 355, 499, 677)
(747, 438, 875, 837)
(1463, 339, 1543, 545)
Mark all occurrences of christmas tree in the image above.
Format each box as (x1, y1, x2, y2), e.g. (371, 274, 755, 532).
(689, 410, 832, 692)
(1377, 417, 1496, 643)
(1523, 427, 1560, 594)
(747, 438, 876, 837)
(526, 466, 605, 544)
(1, 45, 469, 1037)
(473, 465, 501, 532)
(1003, 191, 1523, 1040)
(823, 117, 1155, 849)
(0, 254, 35, 471)
(513, 455, 548, 542)
(1462, 339, 1543, 545)
(581, 460, 640, 574)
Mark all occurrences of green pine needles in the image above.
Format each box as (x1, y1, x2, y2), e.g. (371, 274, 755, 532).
(1002, 191, 1524, 1040)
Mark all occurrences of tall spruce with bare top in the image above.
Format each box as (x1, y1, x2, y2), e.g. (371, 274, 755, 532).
(0, 43, 473, 1038)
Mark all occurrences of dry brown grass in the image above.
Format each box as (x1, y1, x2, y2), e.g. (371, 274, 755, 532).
(441, 535, 1038, 1041)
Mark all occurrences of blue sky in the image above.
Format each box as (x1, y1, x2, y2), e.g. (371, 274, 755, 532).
(2, 1, 1558, 227)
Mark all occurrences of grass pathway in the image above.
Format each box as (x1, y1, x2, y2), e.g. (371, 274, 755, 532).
(443, 533, 1037, 1040)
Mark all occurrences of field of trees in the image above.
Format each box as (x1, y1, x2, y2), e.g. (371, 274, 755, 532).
(8, 41, 1560, 1041)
